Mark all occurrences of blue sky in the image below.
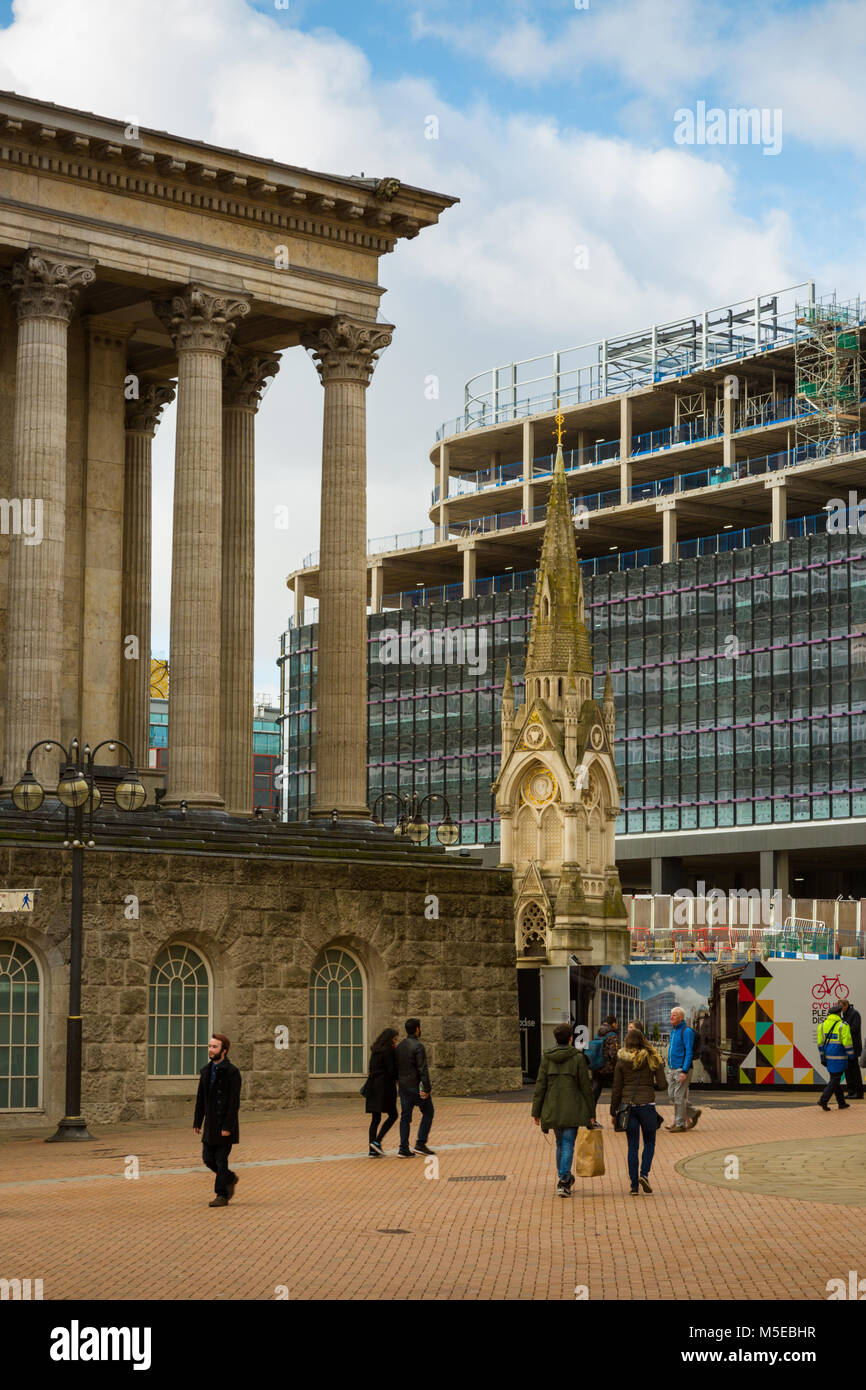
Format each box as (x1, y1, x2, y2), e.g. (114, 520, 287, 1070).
(1, 0, 864, 690)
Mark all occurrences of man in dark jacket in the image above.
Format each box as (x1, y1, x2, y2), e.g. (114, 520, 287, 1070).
(838, 999, 863, 1098)
(396, 1018, 434, 1158)
(194, 1033, 242, 1207)
(532, 1023, 598, 1197)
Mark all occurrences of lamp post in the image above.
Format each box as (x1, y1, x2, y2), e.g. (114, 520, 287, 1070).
(371, 790, 459, 846)
(11, 737, 147, 1142)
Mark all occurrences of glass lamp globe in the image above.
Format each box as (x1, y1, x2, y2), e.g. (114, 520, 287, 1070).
(57, 768, 90, 808)
(436, 817, 460, 847)
(407, 816, 429, 844)
(86, 784, 102, 814)
(12, 771, 44, 813)
(115, 774, 146, 812)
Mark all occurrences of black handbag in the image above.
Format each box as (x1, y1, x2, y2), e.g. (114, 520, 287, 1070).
(360, 1079, 368, 1097)
(614, 1071, 640, 1133)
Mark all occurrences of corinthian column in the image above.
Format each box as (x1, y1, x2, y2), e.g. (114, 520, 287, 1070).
(300, 316, 393, 818)
(2, 250, 95, 791)
(153, 285, 249, 809)
(221, 350, 280, 816)
(120, 382, 175, 768)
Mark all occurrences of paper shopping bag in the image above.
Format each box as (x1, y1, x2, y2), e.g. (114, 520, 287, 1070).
(574, 1126, 605, 1178)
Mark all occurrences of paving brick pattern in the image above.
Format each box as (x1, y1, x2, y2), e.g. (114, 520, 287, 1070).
(1, 1095, 864, 1300)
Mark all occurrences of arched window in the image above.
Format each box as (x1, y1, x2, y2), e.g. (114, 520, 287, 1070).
(540, 804, 561, 862)
(148, 944, 210, 1077)
(0, 939, 40, 1110)
(309, 948, 365, 1075)
(516, 804, 537, 863)
(519, 902, 547, 956)
(589, 810, 603, 870)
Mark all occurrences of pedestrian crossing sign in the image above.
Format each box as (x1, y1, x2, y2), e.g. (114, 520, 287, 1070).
(0, 890, 35, 911)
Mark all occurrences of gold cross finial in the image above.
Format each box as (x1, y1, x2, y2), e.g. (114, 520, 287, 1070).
(553, 400, 565, 445)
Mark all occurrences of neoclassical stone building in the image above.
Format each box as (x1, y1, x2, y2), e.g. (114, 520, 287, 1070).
(0, 94, 524, 1127)
(0, 90, 455, 816)
(492, 426, 629, 966)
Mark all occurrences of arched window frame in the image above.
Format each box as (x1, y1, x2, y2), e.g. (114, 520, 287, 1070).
(147, 943, 213, 1079)
(0, 938, 42, 1112)
(308, 947, 367, 1077)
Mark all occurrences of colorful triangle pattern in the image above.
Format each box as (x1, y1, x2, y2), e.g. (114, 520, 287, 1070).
(737, 960, 816, 1086)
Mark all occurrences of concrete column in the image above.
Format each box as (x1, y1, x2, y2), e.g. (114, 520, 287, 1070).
(1, 250, 95, 790)
(294, 574, 306, 626)
(522, 418, 534, 522)
(657, 499, 678, 563)
(301, 315, 393, 819)
(766, 476, 787, 542)
(651, 856, 683, 895)
(723, 388, 736, 473)
(153, 284, 250, 809)
(370, 562, 383, 614)
(120, 382, 175, 768)
(619, 395, 632, 502)
(220, 350, 280, 817)
(438, 441, 449, 537)
(499, 810, 513, 869)
(462, 542, 476, 598)
(80, 318, 134, 749)
(760, 849, 789, 896)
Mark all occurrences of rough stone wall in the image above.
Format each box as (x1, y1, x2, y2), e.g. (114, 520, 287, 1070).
(0, 845, 523, 1128)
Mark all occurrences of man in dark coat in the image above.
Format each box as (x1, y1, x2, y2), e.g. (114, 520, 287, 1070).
(396, 1018, 434, 1158)
(838, 999, 863, 1099)
(194, 1033, 242, 1207)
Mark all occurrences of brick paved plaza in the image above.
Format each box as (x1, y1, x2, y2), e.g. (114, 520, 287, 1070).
(2, 1091, 864, 1302)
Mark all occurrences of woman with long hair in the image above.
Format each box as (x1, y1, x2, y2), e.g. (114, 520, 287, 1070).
(610, 1022, 666, 1195)
(364, 1027, 399, 1156)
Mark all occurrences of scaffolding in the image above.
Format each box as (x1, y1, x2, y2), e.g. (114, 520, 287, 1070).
(795, 295, 863, 458)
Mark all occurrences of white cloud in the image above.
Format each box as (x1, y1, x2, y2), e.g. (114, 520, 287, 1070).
(0, 0, 829, 693)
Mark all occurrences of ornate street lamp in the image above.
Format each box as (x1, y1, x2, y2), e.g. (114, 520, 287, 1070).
(11, 737, 146, 1142)
(371, 791, 459, 846)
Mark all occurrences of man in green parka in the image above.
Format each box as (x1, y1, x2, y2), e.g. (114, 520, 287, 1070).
(532, 1022, 598, 1197)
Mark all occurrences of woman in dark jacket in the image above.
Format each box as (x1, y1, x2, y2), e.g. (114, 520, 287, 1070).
(610, 1024, 666, 1196)
(365, 1028, 399, 1156)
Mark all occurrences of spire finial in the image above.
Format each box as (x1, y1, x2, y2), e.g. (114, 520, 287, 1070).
(553, 399, 565, 447)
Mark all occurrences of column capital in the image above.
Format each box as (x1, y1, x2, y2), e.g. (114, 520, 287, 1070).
(3, 249, 96, 322)
(125, 381, 176, 436)
(300, 315, 393, 386)
(152, 283, 250, 354)
(223, 349, 281, 411)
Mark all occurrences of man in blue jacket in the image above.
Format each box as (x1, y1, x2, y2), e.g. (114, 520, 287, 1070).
(665, 1006, 701, 1133)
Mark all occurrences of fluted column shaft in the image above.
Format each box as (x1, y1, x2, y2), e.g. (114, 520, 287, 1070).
(301, 316, 392, 817)
(2, 251, 94, 789)
(154, 286, 249, 809)
(220, 351, 279, 816)
(120, 383, 175, 768)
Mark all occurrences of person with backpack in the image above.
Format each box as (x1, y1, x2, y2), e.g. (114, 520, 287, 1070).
(817, 1003, 854, 1111)
(610, 1024, 667, 1195)
(532, 1022, 599, 1197)
(585, 1023, 610, 1104)
(665, 1006, 701, 1132)
(364, 1027, 399, 1155)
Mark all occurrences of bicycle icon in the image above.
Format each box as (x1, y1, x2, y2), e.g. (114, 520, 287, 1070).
(811, 974, 850, 1002)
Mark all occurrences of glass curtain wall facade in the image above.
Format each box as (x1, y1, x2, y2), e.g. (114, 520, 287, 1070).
(280, 532, 866, 840)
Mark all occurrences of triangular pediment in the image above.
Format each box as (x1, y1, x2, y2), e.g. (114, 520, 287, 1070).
(516, 860, 550, 910)
(516, 701, 562, 754)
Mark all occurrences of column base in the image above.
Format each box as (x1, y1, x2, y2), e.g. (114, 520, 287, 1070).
(45, 1116, 95, 1143)
(161, 792, 226, 811)
(310, 805, 371, 821)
